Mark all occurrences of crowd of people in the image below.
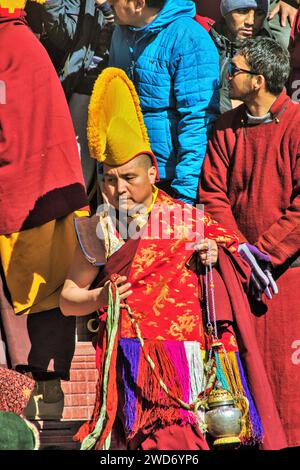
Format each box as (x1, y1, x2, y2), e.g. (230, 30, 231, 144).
(0, 0, 299, 451)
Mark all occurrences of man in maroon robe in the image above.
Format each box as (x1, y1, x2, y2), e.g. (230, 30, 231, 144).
(199, 36, 300, 448)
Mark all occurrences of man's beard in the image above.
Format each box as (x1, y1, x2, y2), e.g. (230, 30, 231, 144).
(229, 86, 255, 102)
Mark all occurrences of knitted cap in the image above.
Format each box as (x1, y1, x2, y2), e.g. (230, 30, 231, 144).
(220, 0, 269, 16)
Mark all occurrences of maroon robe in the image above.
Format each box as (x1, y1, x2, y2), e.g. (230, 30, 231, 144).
(0, 17, 87, 235)
(0, 15, 87, 378)
(194, 0, 222, 22)
(199, 91, 300, 447)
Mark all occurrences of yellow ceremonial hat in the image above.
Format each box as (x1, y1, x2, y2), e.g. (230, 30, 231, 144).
(88, 67, 159, 178)
(0, 0, 45, 17)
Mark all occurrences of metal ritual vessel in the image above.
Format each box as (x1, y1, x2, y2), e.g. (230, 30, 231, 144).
(205, 382, 248, 448)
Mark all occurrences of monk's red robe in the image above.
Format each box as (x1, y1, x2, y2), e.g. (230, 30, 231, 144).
(74, 190, 286, 450)
(199, 91, 300, 447)
(0, 14, 88, 378)
(0, 16, 87, 234)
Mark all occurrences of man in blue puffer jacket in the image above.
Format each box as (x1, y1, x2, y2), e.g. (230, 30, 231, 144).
(109, 0, 220, 204)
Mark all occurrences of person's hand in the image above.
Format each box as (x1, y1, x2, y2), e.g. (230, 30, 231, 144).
(95, 0, 109, 5)
(98, 276, 133, 306)
(268, 1, 297, 27)
(238, 243, 278, 301)
(194, 238, 218, 267)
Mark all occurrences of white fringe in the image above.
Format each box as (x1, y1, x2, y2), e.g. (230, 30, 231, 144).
(184, 341, 206, 424)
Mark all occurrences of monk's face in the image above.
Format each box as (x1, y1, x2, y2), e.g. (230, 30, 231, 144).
(224, 8, 265, 41)
(227, 53, 258, 101)
(103, 155, 157, 212)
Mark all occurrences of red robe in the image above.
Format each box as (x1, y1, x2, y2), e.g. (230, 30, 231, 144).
(199, 91, 300, 447)
(0, 16, 87, 235)
(74, 190, 286, 450)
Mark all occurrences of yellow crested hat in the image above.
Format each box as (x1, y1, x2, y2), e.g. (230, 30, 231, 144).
(0, 0, 45, 17)
(88, 67, 159, 178)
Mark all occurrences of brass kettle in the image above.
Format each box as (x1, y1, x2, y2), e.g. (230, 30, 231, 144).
(205, 382, 249, 448)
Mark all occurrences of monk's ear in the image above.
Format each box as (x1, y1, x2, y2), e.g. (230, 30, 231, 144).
(148, 166, 157, 185)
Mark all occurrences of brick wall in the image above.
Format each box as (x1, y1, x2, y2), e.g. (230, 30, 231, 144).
(61, 342, 98, 421)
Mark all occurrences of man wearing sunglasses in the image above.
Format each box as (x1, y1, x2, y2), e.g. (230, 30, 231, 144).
(209, 0, 274, 113)
(199, 37, 300, 448)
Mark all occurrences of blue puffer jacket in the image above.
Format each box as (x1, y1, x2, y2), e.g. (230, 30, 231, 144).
(109, 0, 220, 204)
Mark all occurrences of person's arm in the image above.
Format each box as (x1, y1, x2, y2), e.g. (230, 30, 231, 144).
(268, 1, 298, 27)
(171, 27, 220, 205)
(255, 148, 300, 267)
(199, 129, 248, 243)
(40, 0, 81, 50)
(60, 244, 132, 316)
(95, 0, 115, 25)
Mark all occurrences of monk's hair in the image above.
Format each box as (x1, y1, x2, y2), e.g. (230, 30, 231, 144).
(238, 37, 290, 96)
(145, 0, 167, 9)
(136, 154, 154, 170)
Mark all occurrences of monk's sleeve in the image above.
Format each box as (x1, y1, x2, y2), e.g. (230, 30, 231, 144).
(199, 129, 247, 242)
(203, 213, 239, 254)
(255, 149, 300, 267)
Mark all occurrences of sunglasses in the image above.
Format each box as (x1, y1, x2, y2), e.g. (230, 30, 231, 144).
(227, 62, 258, 78)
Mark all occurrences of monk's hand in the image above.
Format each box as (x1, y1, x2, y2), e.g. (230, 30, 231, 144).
(194, 239, 218, 267)
(99, 276, 133, 306)
(115, 276, 133, 300)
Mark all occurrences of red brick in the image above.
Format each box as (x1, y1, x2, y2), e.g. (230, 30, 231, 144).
(87, 369, 98, 382)
(87, 394, 96, 406)
(69, 370, 88, 382)
(63, 406, 89, 420)
(70, 361, 96, 370)
(64, 394, 88, 407)
(87, 382, 97, 393)
(74, 343, 96, 355)
(61, 382, 88, 394)
(70, 355, 94, 363)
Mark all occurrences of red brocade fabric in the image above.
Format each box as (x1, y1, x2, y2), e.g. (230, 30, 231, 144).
(74, 191, 286, 449)
(121, 190, 238, 341)
(0, 18, 87, 235)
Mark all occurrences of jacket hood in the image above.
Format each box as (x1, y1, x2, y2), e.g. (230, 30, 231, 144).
(131, 0, 196, 33)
